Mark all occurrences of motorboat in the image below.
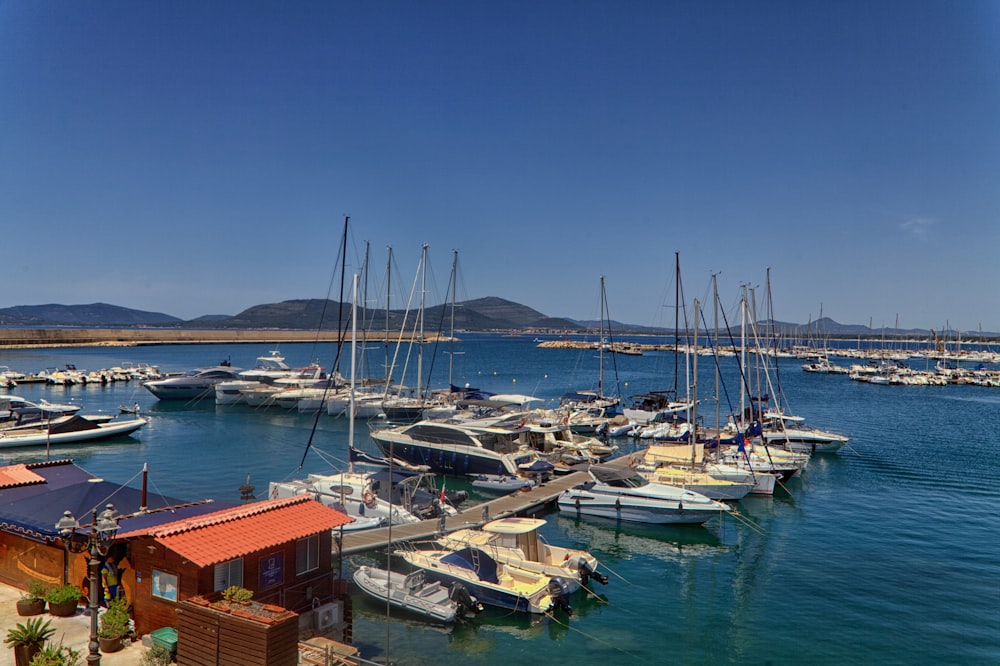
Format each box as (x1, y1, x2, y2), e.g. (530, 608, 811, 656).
(622, 391, 694, 426)
(0, 395, 81, 426)
(468, 473, 536, 493)
(352, 565, 483, 623)
(143, 364, 243, 401)
(237, 350, 323, 383)
(368, 419, 542, 477)
(0, 414, 147, 449)
(268, 468, 461, 532)
(557, 464, 731, 525)
(396, 546, 573, 614)
(436, 517, 609, 593)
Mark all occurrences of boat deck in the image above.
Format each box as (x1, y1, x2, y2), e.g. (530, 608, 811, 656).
(337, 456, 633, 556)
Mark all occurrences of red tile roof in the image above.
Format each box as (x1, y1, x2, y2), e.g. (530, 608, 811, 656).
(0, 464, 45, 489)
(118, 496, 353, 567)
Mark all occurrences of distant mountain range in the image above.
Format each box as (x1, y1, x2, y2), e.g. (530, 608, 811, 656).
(0, 301, 986, 339)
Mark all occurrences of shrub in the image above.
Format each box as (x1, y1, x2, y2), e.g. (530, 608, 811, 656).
(26, 640, 81, 666)
(43, 585, 81, 605)
(221, 585, 253, 603)
(98, 599, 130, 639)
(21, 581, 48, 602)
(139, 644, 172, 666)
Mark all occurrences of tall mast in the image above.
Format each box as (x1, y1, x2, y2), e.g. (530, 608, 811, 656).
(449, 249, 458, 389)
(599, 275, 605, 399)
(689, 298, 699, 469)
(417, 243, 428, 400)
(674, 252, 680, 396)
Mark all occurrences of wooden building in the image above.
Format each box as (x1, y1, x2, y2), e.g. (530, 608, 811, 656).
(0, 460, 354, 644)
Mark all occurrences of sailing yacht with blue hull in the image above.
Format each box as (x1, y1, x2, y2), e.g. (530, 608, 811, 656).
(368, 420, 540, 476)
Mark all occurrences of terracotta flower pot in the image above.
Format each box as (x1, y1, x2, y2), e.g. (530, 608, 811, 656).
(15, 599, 45, 617)
(13, 643, 42, 666)
(99, 636, 125, 653)
(47, 598, 79, 617)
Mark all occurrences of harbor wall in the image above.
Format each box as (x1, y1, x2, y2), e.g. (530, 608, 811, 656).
(0, 329, 439, 349)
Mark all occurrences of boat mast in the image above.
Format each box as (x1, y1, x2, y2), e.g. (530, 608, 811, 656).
(348, 274, 358, 472)
(449, 249, 458, 390)
(599, 275, 606, 400)
(417, 243, 428, 400)
(690, 298, 699, 469)
(674, 253, 680, 397)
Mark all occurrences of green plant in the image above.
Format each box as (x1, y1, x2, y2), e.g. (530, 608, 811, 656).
(139, 644, 171, 666)
(97, 599, 130, 639)
(222, 585, 253, 603)
(43, 584, 80, 605)
(21, 581, 47, 603)
(4, 617, 55, 648)
(26, 640, 81, 666)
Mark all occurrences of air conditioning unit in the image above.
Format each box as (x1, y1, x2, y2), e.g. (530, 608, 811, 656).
(313, 601, 342, 633)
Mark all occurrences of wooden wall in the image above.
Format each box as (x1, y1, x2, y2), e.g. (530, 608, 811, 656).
(128, 530, 338, 636)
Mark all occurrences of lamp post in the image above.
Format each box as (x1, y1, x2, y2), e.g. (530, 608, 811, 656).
(56, 504, 122, 666)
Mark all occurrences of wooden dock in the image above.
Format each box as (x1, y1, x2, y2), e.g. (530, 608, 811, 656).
(337, 469, 592, 556)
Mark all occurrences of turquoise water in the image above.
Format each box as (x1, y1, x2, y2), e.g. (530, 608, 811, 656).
(1, 334, 998, 665)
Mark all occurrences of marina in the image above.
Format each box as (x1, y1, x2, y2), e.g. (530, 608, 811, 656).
(0, 335, 997, 665)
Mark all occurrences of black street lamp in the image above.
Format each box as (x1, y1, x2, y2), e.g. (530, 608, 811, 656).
(55, 504, 122, 666)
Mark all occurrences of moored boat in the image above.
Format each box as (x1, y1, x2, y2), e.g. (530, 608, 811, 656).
(352, 565, 483, 623)
(558, 464, 731, 525)
(396, 546, 573, 614)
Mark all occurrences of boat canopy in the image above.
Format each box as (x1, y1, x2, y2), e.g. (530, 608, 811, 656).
(482, 517, 546, 535)
(589, 464, 639, 484)
(440, 547, 500, 584)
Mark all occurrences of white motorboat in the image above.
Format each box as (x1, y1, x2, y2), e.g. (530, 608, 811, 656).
(557, 464, 731, 525)
(143, 364, 243, 401)
(436, 517, 609, 592)
(0, 415, 147, 449)
(369, 419, 542, 477)
(396, 546, 573, 614)
(352, 565, 482, 623)
(268, 468, 459, 532)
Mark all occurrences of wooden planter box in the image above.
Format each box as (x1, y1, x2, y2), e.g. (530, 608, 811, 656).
(175, 596, 298, 666)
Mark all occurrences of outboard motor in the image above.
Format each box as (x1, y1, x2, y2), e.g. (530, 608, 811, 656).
(449, 582, 484, 616)
(577, 558, 609, 586)
(547, 577, 573, 615)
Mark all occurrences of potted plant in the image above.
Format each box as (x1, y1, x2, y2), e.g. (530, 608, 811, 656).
(97, 598, 130, 653)
(222, 585, 254, 604)
(22, 640, 80, 665)
(44, 584, 81, 618)
(15, 581, 47, 617)
(4, 616, 55, 666)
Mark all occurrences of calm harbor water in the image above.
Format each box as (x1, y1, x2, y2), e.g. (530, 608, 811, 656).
(1, 334, 998, 665)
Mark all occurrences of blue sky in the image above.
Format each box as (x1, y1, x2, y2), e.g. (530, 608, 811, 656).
(1, 1, 998, 331)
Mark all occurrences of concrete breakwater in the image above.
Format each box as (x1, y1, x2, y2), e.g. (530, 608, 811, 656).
(0, 328, 448, 349)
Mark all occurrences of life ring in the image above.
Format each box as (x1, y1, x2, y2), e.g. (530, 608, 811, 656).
(362, 491, 376, 507)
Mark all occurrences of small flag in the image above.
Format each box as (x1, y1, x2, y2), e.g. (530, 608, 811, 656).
(440, 480, 446, 504)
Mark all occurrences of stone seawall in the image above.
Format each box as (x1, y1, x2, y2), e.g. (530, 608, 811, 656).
(0, 329, 439, 349)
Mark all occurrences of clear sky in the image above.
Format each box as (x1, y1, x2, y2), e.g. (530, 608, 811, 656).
(1, 1, 998, 331)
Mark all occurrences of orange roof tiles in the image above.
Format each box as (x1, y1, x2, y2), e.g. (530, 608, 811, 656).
(119, 496, 353, 567)
(0, 464, 45, 489)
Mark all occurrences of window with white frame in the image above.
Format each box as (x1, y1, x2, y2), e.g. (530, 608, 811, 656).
(213, 558, 244, 592)
(296, 534, 319, 575)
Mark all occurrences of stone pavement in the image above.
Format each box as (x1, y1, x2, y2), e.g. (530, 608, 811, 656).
(0, 581, 145, 665)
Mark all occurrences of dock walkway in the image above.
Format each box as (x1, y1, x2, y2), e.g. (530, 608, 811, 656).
(337, 455, 633, 556)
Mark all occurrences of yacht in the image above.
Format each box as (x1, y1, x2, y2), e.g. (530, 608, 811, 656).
(143, 364, 243, 401)
(369, 419, 541, 476)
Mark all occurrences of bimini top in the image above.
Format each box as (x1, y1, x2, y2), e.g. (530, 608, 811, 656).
(482, 517, 546, 535)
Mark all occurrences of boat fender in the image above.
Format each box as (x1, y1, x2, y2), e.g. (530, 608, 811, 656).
(678, 501, 683, 512)
(577, 558, 609, 586)
(362, 491, 376, 507)
(614, 497, 621, 511)
(449, 583, 484, 615)
(547, 577, 573, 615)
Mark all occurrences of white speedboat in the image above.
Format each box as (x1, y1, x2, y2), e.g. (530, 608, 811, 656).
(352, 565, 482, 623)
(0, 415, 147, 449)
(437, 517, 609, 592)
(557, 464, 731, 525)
